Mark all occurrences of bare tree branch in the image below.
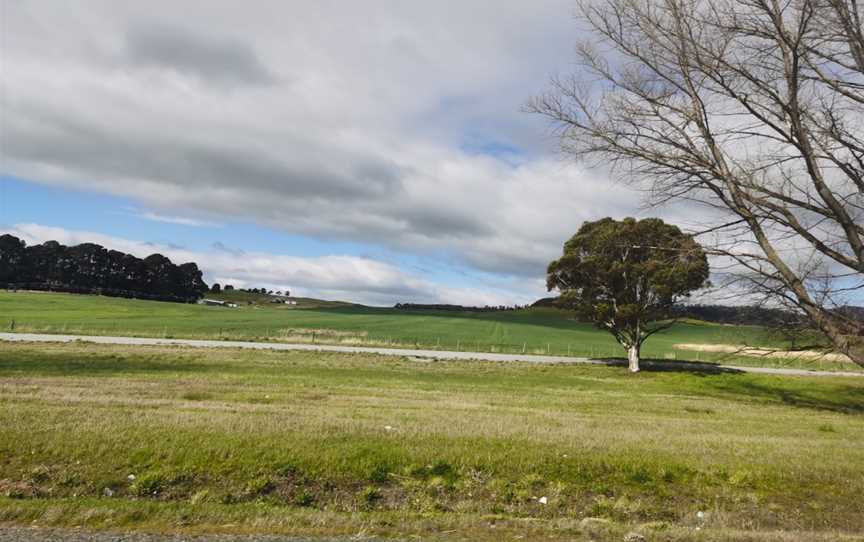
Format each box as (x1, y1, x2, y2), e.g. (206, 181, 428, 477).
(529, 0, 864, 366)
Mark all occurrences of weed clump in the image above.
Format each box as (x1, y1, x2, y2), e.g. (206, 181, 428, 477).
(130, 472, 168, 497)
(243, 476, 274, 498)
(367, 463, 391, 483)
(293, 489, 315, 507)
(28, 465, 52, 484)
(358, 486, 381, 509)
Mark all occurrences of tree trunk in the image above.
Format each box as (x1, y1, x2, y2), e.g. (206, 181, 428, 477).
(850, 336, 864, 368)
(800, 304, 864, 369)
(627, 344, 640, 373)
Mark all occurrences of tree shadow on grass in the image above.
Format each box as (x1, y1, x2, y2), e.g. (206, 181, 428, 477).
(594, 357, 744, 375)
(599, 356, 864, 414)
(703, 378, 864, 415)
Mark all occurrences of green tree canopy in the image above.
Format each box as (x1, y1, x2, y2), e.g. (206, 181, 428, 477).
(547, 217, 709, 372)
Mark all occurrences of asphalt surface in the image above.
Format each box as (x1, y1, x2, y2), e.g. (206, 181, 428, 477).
(2, 332, 861, 378)
(0, 528, 387, 542)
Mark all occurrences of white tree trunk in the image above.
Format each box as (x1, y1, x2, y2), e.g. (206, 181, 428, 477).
(627, 344, 640, 373)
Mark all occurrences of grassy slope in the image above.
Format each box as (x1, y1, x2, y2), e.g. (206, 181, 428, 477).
(0, 342, 862, 541)
(2, 291, 847, 373)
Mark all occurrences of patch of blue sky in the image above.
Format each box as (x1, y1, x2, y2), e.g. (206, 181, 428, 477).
(0, 176, 526, 293)
(833, 276, 864, 305)
(459, 136, 526, 167)
(0, 176, 367, 256)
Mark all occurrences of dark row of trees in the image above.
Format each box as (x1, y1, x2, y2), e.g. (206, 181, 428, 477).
(672, 304, 864, 327)
(535, 297, 804, 327)
(210, 284, 289, 296)
(670, 305, 797, 327)
(0, 234, 208, 303)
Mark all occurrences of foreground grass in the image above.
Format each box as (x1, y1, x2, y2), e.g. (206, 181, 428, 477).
(0, 342, 862, 540)
(1, 291, 854, 372)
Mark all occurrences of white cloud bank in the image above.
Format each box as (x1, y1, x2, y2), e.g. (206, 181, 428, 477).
(8, 223, 544, 307)
(0, 0, 643, 282)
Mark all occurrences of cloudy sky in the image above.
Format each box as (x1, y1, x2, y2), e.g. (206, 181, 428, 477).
(0, 0, 657, 306)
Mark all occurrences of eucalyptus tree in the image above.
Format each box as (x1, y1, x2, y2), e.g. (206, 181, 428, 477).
(548, 217, 709, 372)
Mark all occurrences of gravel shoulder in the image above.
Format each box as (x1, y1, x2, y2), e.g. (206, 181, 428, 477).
(1, 332, 861, 378)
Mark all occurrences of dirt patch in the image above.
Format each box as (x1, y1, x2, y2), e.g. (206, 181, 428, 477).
(0, 479, 39, 499)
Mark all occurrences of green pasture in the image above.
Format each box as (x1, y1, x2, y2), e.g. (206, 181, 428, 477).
(0, 291, 855, 372)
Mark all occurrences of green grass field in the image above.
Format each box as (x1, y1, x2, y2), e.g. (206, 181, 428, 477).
(0, 342, 862, 541)
(2, 291, 855, 372)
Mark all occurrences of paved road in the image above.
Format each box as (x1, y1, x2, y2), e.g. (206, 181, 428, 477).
(0, 527, 388, 542)
(1, 332, 862, 378)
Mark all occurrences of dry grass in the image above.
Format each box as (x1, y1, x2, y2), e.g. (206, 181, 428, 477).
(1, 341, 863, 540)
(675, 343, 856, 364)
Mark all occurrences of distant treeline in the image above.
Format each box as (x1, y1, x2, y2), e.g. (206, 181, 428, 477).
(0, 234, 208, 303)
(394, 303, 525, 312)
(669, 304, 800, 326)
(536, 296, 798, 325)
(838, 305, 864, 322)
(535, 297, 863, 326)
(675, 304, 860, 326)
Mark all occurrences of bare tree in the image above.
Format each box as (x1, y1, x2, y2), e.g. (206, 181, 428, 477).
(528, 0, 864, 367)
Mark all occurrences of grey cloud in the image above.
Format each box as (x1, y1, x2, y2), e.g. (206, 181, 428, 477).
(123, 21, 276, 87)
(211, 242, 245, 256)
(391, 205, 493, 238)
(3, 102, 401, 201)
(0, 0, 639, 282)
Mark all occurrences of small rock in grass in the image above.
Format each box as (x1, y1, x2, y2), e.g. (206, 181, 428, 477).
(538, 496, 548, 504)
(127, 474, 136, 481)
(624, 533, 646, 542)
(102, 487, 114, 497)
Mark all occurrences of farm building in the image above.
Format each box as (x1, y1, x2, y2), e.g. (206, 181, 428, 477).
(199, 299, 238, 308)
